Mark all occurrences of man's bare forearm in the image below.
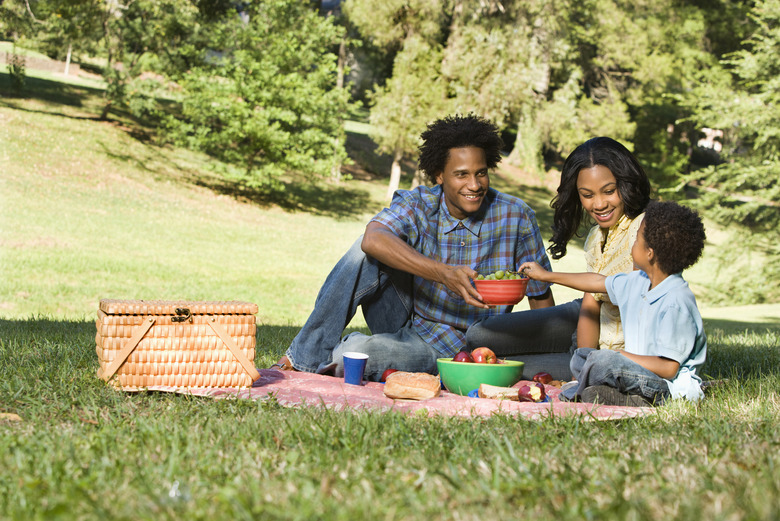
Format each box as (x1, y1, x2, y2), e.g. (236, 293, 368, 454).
(361, 221, 488, 308)
(361, 222, 446, 282)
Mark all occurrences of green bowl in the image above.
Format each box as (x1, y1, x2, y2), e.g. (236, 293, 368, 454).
(437, 358, 525, 396)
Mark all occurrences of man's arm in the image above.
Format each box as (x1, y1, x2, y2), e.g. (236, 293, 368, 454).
(361, 221, 490, 309)
(619, 351, 680, 379)
(527, 287, 555, 309)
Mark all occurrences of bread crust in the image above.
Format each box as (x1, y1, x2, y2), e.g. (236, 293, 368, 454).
(383, 371, 441, 400)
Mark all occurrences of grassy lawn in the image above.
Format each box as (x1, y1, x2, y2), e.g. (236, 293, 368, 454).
(1, 65, 780, 520)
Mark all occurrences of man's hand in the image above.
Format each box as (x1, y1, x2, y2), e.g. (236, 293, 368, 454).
(439, 264, 490, 309)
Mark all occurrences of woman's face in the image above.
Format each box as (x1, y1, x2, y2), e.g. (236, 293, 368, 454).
(576, 165, 625, 229)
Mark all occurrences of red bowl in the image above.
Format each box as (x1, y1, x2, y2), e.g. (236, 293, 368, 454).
(473, 278, 529, 305)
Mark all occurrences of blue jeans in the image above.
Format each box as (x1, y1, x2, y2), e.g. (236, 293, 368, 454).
(285, 237, 439, 379)
(465, 299, 581, 356)
(565, 348, 670, 403)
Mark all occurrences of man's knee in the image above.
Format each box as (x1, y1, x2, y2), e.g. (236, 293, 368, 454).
(465, 320, 487, 348)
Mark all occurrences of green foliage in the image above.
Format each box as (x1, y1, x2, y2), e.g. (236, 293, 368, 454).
(167, 0, 349, 187)
(676, 0, 780, 303)
(368, 35, 449, 159)
(536, 75, 636, 158)
(343, 0, 448, 48)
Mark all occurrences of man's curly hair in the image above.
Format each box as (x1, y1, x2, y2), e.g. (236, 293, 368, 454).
(643, 201, 706, 274)
(418, 114, 504, 184)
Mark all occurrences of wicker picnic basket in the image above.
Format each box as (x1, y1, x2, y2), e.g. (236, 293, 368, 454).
(95, 299, 260, 391)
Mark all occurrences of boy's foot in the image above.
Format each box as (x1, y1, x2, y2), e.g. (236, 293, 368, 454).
(560, 380, 578, 392)
(270, 356, 298, 371)
(581, 385, 653, 407)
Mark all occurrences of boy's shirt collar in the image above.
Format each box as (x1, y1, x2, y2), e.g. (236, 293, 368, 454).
(640, 271, 687, 304)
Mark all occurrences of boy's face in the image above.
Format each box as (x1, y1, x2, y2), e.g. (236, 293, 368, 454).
(631, 221, 653, 272)
(435, 146, 489, 220)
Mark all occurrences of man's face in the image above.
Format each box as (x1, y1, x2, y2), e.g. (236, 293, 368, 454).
(435, 146, 489, 220)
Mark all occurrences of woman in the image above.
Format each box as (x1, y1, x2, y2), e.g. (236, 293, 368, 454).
(465, 137, 651, 378)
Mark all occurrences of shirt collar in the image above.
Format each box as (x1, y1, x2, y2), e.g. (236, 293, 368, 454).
(642, 272, 687, 304)
(600, 213, 632, 238)
(440, 192, 486, 236)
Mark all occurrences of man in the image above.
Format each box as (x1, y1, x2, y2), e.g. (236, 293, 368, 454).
(276, 114, 555, 380)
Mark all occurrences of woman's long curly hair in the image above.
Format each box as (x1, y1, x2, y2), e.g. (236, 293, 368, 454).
(418, 114, 504, 184)
(548, 137, 651, 260)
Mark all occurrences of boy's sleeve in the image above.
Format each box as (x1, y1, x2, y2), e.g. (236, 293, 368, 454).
(604, 272, 632, 308)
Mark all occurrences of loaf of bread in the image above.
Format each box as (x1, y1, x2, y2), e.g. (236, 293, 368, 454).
(478, 383, 519, 400)
(383, 371, 441, 400)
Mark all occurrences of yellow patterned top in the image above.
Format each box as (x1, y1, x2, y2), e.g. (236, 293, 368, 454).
(583, 212, 645, 350)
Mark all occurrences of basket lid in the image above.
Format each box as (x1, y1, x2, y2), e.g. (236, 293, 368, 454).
(99, 299, 258, 315)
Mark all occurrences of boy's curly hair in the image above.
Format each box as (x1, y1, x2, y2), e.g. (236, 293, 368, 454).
(418, 114, 504, 184)
(643, 201, 706, 274)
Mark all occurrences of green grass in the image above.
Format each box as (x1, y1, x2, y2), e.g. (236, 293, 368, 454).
(1, 318, 779, 520)
(1, 66, 780, 520)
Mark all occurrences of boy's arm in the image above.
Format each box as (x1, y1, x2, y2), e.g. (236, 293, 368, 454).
(520, 262, 608, 294)
(619, 351, 680, 379)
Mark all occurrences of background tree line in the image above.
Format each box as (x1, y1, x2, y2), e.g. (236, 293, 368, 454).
(1, 0, 778, 301)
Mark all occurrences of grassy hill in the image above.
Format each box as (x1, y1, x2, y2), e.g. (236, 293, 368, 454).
(1, 61, 778, 328)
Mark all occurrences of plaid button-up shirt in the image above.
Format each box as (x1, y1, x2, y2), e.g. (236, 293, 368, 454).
(372, 185, 552, 356)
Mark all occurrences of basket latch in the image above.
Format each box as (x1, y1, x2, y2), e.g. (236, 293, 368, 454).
(172, 307, 192, 323)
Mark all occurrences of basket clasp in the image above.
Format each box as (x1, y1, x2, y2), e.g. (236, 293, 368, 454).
(172, 307, 192, 323)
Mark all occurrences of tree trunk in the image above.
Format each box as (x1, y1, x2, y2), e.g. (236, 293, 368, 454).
(336, 37, 346, 89)
(411, 169, 425, 189)
(331, 135, 342, 182)
(64, 42, 72, 76)
(507, 106, 542, 176)
(387, 148, 403, 200)
(330, 37, 347, 181)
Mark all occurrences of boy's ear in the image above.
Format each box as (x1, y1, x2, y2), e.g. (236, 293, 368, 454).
(647, 247, 656, 265)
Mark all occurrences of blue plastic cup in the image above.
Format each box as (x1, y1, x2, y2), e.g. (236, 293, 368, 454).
(343, 352, 369, 386)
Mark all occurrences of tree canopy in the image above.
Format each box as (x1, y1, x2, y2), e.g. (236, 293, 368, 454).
(2, 0, 778, 300)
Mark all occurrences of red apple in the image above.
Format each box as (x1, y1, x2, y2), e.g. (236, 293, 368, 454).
(381, 369, 399, 382)
(471, 347, 498, 364)
(533, 372, 553, 385)
(452, 351, 474, 363)
(517, 382, 547, 402)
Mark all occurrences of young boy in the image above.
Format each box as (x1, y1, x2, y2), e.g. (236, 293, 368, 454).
(520, 201, 707, 406)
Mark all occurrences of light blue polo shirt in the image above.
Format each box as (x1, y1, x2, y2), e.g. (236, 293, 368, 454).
(606, 271, 707, 400)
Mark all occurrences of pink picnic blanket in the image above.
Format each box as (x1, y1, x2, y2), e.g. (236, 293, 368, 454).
(146, 369, 653, 421)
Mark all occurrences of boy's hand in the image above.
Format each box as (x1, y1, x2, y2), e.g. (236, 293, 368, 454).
(519, 261, 549, 281)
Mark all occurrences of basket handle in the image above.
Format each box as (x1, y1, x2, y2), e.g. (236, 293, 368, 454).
(207, 318, 261, 382)
(99, 317, 156, 382)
